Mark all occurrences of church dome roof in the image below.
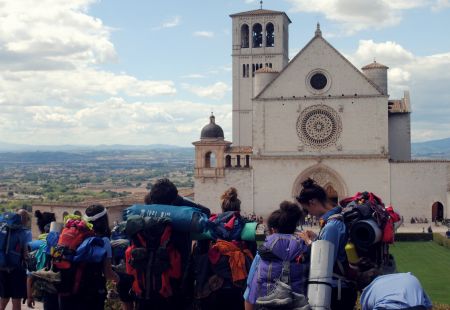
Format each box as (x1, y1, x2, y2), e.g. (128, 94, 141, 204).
(362, 60, 389, 70)
(200, 114, 224, 139)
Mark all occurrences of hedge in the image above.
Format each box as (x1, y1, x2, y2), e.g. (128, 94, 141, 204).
(433, 233, 450, 249)
(394, 232, 433, 242)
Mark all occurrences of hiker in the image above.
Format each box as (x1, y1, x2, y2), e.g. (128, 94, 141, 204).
(35, 211, 56, 234)
(17, 209, 33, 243)
(132, 178, 209, 310)
(77, 204, 119, 309)
(296, 178, 357, 310)
(192, 187, 255, 310)
(0, 211, 30, 310)
(357, 261, 432, 310)
(26, 211, 58, 309)
(244, 201, 309, 310)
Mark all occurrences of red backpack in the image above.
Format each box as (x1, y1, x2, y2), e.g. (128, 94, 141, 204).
(124, 217, 182, 300)
(52, 217, 94, 269)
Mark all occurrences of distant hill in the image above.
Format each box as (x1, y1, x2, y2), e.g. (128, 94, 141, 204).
(1, 138, 449, 159)
(0, 142, 184, 152)
(412, 137, 450, 159)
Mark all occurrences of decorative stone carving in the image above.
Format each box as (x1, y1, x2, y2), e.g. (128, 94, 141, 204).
(292, 164, 348, 199)
(296, 105, 342, 149)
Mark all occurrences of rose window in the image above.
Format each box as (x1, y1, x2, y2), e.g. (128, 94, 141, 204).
(297, 105, 342, 148)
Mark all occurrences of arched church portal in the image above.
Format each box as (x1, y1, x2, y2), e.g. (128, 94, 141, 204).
(292, 164, 347, 203)
(431, 201, 444, 222)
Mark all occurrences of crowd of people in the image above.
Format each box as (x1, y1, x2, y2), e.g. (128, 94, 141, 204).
(0, 178, 433, 310)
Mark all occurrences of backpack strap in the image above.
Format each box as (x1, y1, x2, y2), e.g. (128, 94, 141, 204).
(280, 260, 290, 285)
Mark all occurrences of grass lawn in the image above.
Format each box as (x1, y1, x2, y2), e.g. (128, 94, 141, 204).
(390, 241, 450, 305)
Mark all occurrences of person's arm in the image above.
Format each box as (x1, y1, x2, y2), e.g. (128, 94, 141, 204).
(26, 276, 35, 308)
(103, 237, 120, 283)
(104, 258, 120, 283)
(243, 254, 260, 305)
(244, 301, 255, 310)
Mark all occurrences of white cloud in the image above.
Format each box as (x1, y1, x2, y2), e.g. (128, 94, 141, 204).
(286, 0, 432, 34)
(0, 98, 232, 145)
(181, 74, 206, 79)
(182, 82, 231, 100)
(0, 0, 181, 145)
(193, 31, 215, 38)
(432, 0, 450, 11)
(347, 40, 450, 141)
(153, 16, 181, 30)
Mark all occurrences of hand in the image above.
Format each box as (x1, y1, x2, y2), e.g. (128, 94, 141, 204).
(27, 296, 35, 309)
(297, 230, 317, 245)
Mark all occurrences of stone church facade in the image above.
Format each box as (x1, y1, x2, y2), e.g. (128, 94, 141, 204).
(193, 8, 450, 221)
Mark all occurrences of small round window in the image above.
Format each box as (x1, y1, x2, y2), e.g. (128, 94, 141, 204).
(310, 73, 327, 90)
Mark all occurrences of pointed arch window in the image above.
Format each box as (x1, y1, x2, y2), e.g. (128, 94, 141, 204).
(252, 23, 263, 48)
(241, 24, 249, 48)
(266, 23, 275, 47)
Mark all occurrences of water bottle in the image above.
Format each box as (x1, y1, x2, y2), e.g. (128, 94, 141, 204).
(345, 242, 359, 264)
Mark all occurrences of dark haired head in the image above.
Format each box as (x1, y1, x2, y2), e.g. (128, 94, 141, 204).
(146, 178, 178, 205)
(221, 187, 241, 212)
(267, 201, 303, 234)
(85, 204, 111, 238)
(355, 258, 382, 290)
(34, 210, 56, 234)
(296, 178, 328, 205)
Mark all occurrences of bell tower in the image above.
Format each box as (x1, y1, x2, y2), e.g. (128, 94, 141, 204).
(230, 7, 291, 147)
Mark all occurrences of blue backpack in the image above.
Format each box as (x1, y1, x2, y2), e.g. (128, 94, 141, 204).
(73, 237, 107, 263)
(0, 212, 26, 270)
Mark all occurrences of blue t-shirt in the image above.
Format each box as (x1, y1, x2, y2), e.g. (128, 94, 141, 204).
(318, 207, 348, 264)
(243, 253, 261, 303)
(360, 273, 432, 310)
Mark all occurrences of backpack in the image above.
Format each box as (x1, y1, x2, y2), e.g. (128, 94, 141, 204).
(0, 212, 26, 271)
(124, 216, 182, 300)
(27, 239, 48, 272)
(334, 192, 398, 268)
(52, 216, 94, 270)
(192, 212, 254, 301)
(209, 211, 246, 241)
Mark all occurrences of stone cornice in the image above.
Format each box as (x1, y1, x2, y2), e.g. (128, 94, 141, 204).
(390, 159, 450, 163)
(254, 94, 388, 101)
(252, 153, 388, 160)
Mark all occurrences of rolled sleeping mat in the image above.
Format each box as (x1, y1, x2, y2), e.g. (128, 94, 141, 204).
(123, 204, 209, 233)
(350, 219, 382, 249)
(191, 222, 258, 241)
(28, 240, 45, 251)
(308, 240, 335, 310)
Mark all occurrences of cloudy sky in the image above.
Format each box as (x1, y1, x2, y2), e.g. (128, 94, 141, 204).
(0, 0, 449, 146)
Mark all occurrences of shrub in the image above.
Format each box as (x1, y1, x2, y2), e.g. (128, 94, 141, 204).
(433, 233, 450, 249)
(394, 233, 433, 242)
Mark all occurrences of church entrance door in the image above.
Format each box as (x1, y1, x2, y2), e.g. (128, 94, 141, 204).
(431, 201, 444, 222)
(292, 164, 347, 204)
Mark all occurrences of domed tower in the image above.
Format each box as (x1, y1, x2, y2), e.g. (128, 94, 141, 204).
(361, 60, 389, 95)
(193, 114, 231, 179)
